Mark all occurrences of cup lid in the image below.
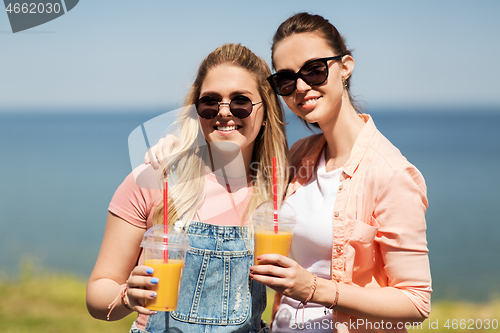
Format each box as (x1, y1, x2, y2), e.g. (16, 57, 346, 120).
(140, 224, 189, 250)
(252, 201, 296, 225)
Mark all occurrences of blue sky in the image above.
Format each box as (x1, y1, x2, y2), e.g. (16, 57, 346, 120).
(1, 0, 499, 112)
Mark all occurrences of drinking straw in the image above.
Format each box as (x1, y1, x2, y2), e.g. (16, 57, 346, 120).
(273, 157, 278, 234)
(163, 179, 169, 263)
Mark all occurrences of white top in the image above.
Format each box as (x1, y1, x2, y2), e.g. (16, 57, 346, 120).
(273, 150, 342, 332)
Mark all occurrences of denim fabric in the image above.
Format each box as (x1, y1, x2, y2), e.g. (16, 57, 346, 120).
(138, 221, 268, 333)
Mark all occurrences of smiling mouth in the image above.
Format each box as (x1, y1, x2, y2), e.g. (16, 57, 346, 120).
(300, 97, 321, 106)
(215, 125, 240, 131)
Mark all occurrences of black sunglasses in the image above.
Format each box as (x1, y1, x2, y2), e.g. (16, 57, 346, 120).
(196, 95, 263, 119)
(267, 56, 344, 96)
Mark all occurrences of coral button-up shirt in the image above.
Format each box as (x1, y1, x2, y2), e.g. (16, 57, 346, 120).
(285, 114, 431, 331)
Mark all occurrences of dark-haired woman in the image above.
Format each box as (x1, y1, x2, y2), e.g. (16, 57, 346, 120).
(249, 13, 431, 333)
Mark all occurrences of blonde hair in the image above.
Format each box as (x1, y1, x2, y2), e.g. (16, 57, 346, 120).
(153, 43, 289, 229)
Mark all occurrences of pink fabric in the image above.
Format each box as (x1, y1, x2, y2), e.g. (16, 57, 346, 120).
(108, 164, 253, 229)
(108, 165, 161, 230)
(195, 172, 252, 225)
(108, 164, 253, 329)
(286, 114, 431, 331)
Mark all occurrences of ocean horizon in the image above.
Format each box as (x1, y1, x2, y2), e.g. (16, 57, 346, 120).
(1, 106, 499, 302)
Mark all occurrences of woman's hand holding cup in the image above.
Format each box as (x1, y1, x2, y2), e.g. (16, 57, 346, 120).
(125, 265, 159, 315)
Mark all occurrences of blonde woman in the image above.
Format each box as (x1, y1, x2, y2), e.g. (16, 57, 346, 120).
(86, 43, 289, 333)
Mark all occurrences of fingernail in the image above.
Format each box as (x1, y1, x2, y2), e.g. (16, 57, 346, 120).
(146, 268, 154, 274)
(150, 310, 157, 315)
(150, 292, 157, 298)
(150, 277, 159, 284)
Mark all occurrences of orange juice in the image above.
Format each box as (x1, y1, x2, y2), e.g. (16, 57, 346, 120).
(254, 231, 293, 265)
(144, 259, 184, 311)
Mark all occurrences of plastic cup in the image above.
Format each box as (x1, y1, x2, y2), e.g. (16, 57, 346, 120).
(140, 224, 189, 312)
(253, 201, 296, 265)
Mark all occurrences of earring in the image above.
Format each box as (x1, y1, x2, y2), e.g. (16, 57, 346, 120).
(261, 121, 267, 126)
(342, 78, 348, 90)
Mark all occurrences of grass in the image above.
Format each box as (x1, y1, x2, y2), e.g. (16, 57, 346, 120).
(0, 261, 135, 333)
(1, 261, 498, 333)
(414, 299, 500, 332)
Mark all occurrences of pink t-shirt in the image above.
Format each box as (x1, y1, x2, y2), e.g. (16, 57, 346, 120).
(108, 164, 253, 229)
(108, 164, 253, 329)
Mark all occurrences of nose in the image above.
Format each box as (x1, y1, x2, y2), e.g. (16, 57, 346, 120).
(295, 78, 311, 94)
(217, 102, 232, 117)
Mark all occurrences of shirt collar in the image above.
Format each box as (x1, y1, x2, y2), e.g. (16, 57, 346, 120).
(297, 114, 376, 180)
(300, 135, 326, 170)
(342, 114, 377, 177)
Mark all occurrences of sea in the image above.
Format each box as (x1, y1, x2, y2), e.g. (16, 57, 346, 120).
(1, 107, 499, 302)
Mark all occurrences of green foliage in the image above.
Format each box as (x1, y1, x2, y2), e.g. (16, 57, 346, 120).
(0, 269, 135, 333)
(414, 299, 500, 333)
(1, 265, 498, 333)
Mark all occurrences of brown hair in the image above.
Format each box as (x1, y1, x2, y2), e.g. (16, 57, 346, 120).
(271, 12, 360, 129)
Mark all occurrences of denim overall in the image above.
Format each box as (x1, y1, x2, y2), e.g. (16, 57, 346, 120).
(133, 221, 269, 333)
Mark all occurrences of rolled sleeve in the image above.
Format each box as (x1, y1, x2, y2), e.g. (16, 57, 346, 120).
(374, 163, 432, 318)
